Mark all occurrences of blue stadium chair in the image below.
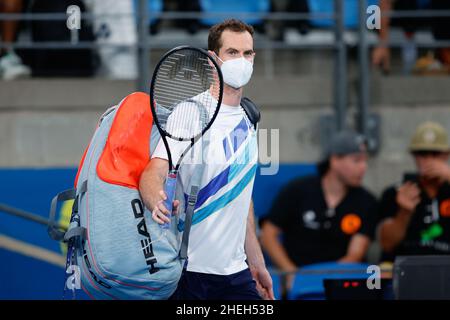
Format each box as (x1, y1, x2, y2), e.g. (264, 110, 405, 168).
(270, 271, 282, 300)
(199, 0, 270, 27)
(252, 164, 317, 218)
(307, 0, 379, 29)
(288, 262, 370, 300)
(133, 0, 163, 25)
(417, 0, 431, 8)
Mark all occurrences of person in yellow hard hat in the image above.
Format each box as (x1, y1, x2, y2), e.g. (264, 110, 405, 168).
(378, 121, 450, 260)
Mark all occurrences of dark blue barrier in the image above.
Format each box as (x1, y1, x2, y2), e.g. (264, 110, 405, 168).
(0, 168, 77, 299)
(0, 164, 315, 299)
(288, 262, 370, 300)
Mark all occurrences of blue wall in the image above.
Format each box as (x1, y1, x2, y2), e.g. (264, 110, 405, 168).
(253, 164, 316, 218)
(0, 165, 315, 299)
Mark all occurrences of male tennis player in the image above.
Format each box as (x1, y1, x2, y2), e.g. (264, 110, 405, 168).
(139, 19, 274, 300)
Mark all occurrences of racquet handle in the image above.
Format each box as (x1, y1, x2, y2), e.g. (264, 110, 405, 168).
(161, 171, 177, 229)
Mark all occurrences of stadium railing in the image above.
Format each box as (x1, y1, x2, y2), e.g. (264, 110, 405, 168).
(1, 1, 449, 141)
(0, 0, 347, 131)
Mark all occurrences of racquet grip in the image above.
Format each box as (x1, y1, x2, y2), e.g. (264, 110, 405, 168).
(161, 172, 177, 229)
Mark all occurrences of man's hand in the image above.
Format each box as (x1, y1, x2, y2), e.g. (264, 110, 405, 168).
(372, 46, 391, 72)
(421, 160, 450, 183)
(249, 265, 275, 300)
(245, 202, 274, 299)
(151, 190, 180, 224)
(396, 182, 421, 213)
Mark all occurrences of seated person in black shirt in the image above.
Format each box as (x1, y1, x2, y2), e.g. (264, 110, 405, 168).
(260, 131, 377, 287)
(378, 121, 450, 260)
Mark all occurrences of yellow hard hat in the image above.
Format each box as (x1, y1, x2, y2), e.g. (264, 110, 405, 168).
(409, 121, 450, 152)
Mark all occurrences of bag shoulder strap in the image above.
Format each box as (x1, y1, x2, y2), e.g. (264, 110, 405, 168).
(179, 162, 204, 260)
(241, 97, 261, 130)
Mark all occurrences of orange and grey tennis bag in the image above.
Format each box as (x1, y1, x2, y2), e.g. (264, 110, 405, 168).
(48, 92, 193, 300)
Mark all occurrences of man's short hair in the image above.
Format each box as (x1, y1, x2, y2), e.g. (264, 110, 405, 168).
(208, 19, 254, 54)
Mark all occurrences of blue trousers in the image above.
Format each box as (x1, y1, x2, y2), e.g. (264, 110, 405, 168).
(170, 268, 262, 300)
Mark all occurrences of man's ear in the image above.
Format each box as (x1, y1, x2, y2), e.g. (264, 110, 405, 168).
(329, 155, 344, 170)
(329, 155, 337, 170)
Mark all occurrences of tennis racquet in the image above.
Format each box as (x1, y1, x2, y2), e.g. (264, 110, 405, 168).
(150, 46, 223, 229)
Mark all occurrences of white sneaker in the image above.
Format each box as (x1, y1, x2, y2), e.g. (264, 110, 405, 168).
(0, 51, 31, 80)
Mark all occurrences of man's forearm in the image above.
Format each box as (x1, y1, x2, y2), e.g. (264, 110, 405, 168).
(139, 161, 166, 211)
(379, 0, 392, 41)
(261, 236, 297, 271)
(379, 209, 412, 252)
(340, 234, 370, 262)
(245, 201, 275, 300)
(245, 201, 266, 269)
(260, 222, 297, 271)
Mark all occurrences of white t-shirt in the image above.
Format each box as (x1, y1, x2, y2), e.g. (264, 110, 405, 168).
(152, 91, 258, 275)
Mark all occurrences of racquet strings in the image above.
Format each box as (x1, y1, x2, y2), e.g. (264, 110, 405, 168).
(153, 49, 221, 140)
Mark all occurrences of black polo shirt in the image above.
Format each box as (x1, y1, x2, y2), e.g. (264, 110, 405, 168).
(266, 175, 377, 267)
(379, 176, 450, 260)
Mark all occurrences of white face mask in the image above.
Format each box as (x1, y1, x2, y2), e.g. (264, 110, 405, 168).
(215, 54, 253, 89)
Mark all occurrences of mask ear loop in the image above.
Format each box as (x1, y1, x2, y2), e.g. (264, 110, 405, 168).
(212, 52, 224, 64)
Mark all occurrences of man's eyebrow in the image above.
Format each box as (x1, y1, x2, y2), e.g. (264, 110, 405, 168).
(224, 47, 255, 54)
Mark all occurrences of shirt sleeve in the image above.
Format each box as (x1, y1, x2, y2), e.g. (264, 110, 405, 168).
(378, 187, 399, 221)
(151, 137, 191, 164)
(151, 138, 168, 160)
(151, 102, 201, 163)
(357, 193, 378, 240)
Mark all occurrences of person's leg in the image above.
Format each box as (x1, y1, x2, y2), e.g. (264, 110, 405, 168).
(391, 0, 421, 33)
(176, 0, 201, 35)
(430, 0, 450, 67)
(169, 270, 210, 300)
(286, 0, 309, 35)
(171, 269, 263, 300)
(0, 0, 31, 80)
(1, 0, 23, 52)
(219, 269, 262, 300)
(430, 0, 450, 40)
